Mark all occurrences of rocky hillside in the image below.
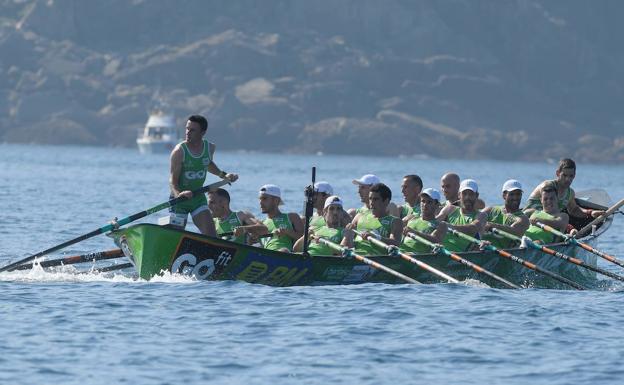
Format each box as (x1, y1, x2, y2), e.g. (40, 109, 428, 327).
(1, 0, 623, 162)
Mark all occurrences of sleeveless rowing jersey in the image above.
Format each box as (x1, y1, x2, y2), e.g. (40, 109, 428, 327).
(355, 206, 370, 215)
(354, 212, 397, 255)
(483, 206, 525, 249)
(214, 212, 244, 243)
(400, 217, 438, 253)
(526, 180, 573, 212)
(442, 207, 479, 252)
(309, 214, 326, 231)
(179, 140, 213, 191)
(308, 226, 344, 256)
(400, 203, 421, 219)
(263, 213, 295, 251)
(525, 210, 558, 244)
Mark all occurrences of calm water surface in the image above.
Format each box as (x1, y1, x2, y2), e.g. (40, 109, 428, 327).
(1, 143, 623, 384)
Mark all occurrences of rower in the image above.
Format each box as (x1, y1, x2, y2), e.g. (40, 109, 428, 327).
(436, 179, 487, 252)
(483, 179, 530, 249)
(525, 158, 605, 222)
(294, 195, 354, 255)
(440, 172, 485, 209)
(400, 188, 447, 253)
(307, 181, 333, 230)
(347, 174, 381, 218)
(258, 184, 304, 252)
(524, 185, 569, 244)
(391, 174, 423, 221)
(207, 188, 265, 244)
(343, 183, 402, 255)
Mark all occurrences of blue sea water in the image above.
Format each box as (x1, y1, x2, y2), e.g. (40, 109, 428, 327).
(1, 143, 624, 384)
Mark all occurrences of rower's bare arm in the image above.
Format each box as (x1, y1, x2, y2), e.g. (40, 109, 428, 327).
(402, 214, 415, 226)
(566, 190, 586, 218)
(286, 213, 304, 240)
(205, 143, 238, 182)
(385, 218, 403, 246)
(525, 183, 545, 209)
(347, 208, 357, 219)
(292, 236, 305, 252)
(435, 205, 453, 221)
(341, 218, 359, 247)
(509, 214, 530, 236)
(431, 222, 448, 243)
(475, 198, 486, 210)
(169, 145, 186, 198)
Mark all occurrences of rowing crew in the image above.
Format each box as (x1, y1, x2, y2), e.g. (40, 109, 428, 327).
(197, 158, 604, 256)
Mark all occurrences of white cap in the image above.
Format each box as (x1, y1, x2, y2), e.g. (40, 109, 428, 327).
(420, 188, 441, 202)
(459, 179, 478, 193)
(314, 181, 333, 195)
(352, 174, 380, 186)
(259, 184, 283, 204)
(502, 179, 523, 193)
(324, 195, 343, 209)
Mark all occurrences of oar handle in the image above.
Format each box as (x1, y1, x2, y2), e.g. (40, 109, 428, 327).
(576, 198, 624, 238)
(353, 230, 396, 255)
(534, 222, 568, 241)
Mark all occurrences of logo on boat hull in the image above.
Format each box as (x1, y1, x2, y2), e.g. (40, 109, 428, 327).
(170, 236, 237, 280)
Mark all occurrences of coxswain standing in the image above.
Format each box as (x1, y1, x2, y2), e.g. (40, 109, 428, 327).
(169, 115, 238, 236)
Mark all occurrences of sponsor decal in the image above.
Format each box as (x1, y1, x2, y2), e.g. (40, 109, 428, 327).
(231, 252, 312, 286)
(170, 236, 237, 280)
(184, 170, 206, 180)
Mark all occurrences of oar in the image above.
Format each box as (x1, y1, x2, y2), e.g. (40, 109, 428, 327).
(491, 228, 624, 282)
(353, 230, 459, 283)
(405, 233, 520, 289)
(576, 198, 624, 238)
(0, 179, 231, 273)
(90, 262, 134, 274)
(13, 249, 124, 271)
(446, 228, 585, 290)
(317, 238, 420, 284)
(535, 222, 624, 269)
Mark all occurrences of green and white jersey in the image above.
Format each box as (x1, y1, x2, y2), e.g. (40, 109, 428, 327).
(400, 217, 438, 253)
(354, 212, 397, 255)
(442, 207, 479, 252)
(526, 180, 573, 212)
(308, 226, 344, 256)
(214, 212, 244, 243)
(525, 210, 558, 244)
(263, 213, 295, 251)
(178, 140, 213, 191)
(483, 206, 525, 249)
(309, 214, 326, 231)
(400, 203, 422, 219)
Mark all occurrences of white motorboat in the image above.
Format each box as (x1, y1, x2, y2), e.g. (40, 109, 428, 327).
(136, 111, 179, 154)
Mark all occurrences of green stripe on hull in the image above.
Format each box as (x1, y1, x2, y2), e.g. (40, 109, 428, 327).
(109, 224, 601, 289)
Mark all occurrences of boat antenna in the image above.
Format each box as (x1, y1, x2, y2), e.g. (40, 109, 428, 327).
(302, 167, 316, 257)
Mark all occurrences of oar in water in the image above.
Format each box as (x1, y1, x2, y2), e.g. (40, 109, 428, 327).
(353, 230, 458, 284)
(89, 262, 134, 274)
(317, 238, 420, 284)
(0, 179, 232, 273)
(576, 198, 624, 238)
(405, 233, 520, 289)
(446, 228, 586, 290)
(535, 222, 624, 269)
(490, 228, 624, 282)
(13, 249, 124, 271)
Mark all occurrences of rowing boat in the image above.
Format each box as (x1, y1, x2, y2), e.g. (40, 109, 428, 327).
(108, 189, 613, 289)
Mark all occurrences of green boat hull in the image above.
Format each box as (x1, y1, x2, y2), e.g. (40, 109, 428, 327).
(109, 223, 608, 289)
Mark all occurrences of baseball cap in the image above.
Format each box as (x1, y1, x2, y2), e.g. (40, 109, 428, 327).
(259, 184, 283, 204)
(502, 179, 523, 193)
(459, 179, 478, 193)
(352, 174, 380, 186)
(314, 181, 333, 195)
(324, 195, 344, 209)
(420, 188, 442, 202)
